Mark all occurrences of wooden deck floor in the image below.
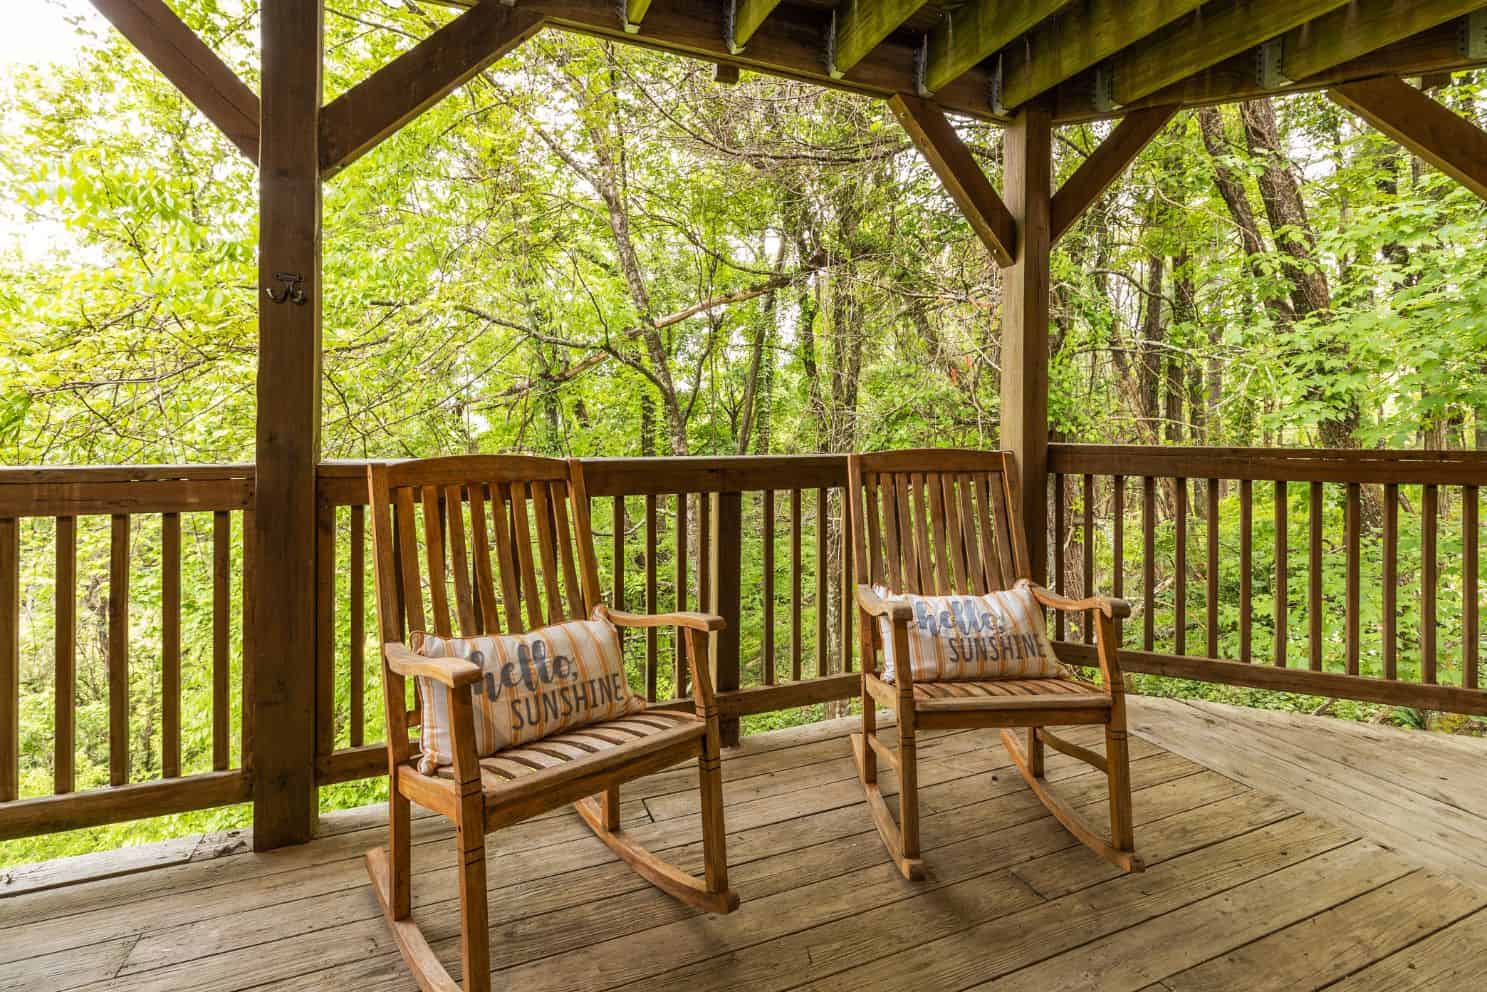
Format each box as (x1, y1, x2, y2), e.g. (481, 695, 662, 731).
(4, 701, 1486, 992)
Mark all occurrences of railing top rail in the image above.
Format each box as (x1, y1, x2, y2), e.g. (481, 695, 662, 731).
(0, 465, 256, 517)
(1050, 444, 1487, 486)
(0, 464, 256, 484)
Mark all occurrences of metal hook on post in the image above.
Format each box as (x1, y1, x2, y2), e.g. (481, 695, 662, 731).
(265, 271, 307, 306)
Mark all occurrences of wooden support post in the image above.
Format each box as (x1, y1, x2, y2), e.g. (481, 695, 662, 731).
(1000, 104, 1053, 583)
(253, 0, 323, 851)
(710, 492, 743, 747)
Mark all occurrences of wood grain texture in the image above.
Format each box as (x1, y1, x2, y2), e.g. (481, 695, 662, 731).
(1050, 105, 1177, 241)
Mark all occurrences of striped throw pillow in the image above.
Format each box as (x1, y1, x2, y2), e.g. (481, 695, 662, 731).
(875, 580, 1069, 683)
(411, 610, 644, 773)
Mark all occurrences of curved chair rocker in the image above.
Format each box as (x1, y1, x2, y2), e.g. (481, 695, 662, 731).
(367, 455, 737, 992)
(846, 449, 1143, 880)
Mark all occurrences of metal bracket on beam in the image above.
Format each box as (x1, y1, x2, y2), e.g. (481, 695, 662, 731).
(826, 11, 843, 79)
(989, 57, 1006, 116)
(1255, 38, 1288, 90)
(913, 34, 933, 97)
(617, 0, 639, 34)
(1461, 10, 1487, 60)
(1092, 63, 1117, 114)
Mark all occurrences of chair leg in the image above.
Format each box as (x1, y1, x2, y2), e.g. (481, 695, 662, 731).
(896, 715, 920, 863)
(455, 812, 490, 992)
(388, 789, 412, 920)
(859, 675, 878, 785)
(698, 732, 732, 902)
(601, 783, 621, 831)
(1106, 726, 1136, 856)
(1026, 727, 1045, 778)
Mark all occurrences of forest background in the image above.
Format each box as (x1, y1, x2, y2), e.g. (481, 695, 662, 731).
(2, 0, 1485, 866)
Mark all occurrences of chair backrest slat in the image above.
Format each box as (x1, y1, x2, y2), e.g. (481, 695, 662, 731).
(443, 484, 480, 636)
(848, 450, 1026, 598)
(368, 456, 600, 645)
(467, 487, 500, 630)
(549, 483, 586, 621)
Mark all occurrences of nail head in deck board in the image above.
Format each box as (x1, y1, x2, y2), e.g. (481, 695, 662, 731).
(253, 0, 323, 849)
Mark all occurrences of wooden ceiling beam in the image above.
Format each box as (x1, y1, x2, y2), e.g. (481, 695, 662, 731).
(888, 94, 1016, 266)
(727, 0, 788, 53)
(1049, 105, 1178, 242)
(921, 0, 1070, 95)
(1272, 0, 1485, 83)
(996, 0, 1205, 111)
(1101, 0, 1356, 108)
(829, 0, 932, 79)
(88, 0, 259, 162)
(1329, 75, 1487, 201)
(458, 0, 1002, 120)
(319, 2, 543, 178)
(1062, 19, 1487, 123)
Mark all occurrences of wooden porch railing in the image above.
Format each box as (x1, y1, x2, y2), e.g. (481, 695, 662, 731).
(0, 466, 255, 841)
(1048, 444, 1486, 716)
(3, 447, 1484, 843)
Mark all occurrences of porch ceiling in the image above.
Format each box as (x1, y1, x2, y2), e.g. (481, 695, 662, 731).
(427, 0, 1487, 124)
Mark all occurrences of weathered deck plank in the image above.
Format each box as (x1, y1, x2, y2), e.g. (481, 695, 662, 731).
(2, 704, 1484, 992)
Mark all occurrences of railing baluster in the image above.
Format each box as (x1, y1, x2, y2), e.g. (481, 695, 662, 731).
(790, 489, 803, 681)
(315, 502, 335, 764)
(674, 493, 688, 699)
(841, 488, 853, 672)
(1055, 472, 1067, 641)
(645, 493, 658, 701)
(1383, 483, 1398, 681)
(1423, 484, 1438, 684)
(55, 517, 75, 795)
(1308, 481, 1323, 672)
(1240, 479, 1253, 663)
(242, 508, 255, 771)
(1466, 485, 1479, 691)
(1082, 473, 1094, 644)
(1274, 482, 1288, 668)
(1206, 478, 1219, 658)
(612, 496, 625, 650)
(1175, 479, 1187, 655)
(762, 490, 775, 685)
(109, 513, 130, 786)
(698, 492, 711, 625)
(162, 511, 182, 779)
(711, 492, 742, 747)
(0, 516, 17, 802)
(1142, 476, 1155, 653)
(1112, 475, 1124, 648)
(1346, 482, 1361, 677)
(213, 511, 231, 770)
(350, 504, 366, 748)
(816, 487, 829, 679)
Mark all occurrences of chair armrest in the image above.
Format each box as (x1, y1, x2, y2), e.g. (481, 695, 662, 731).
(855, 584, 913, 623)
(603, 607, 726, 633)
(1021, 580, 1132, 620)
(384, 642, 483, 688)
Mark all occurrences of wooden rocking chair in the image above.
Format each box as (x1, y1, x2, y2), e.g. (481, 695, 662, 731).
(846, 449, 1143, 880)
(366, 455, 738, 992)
